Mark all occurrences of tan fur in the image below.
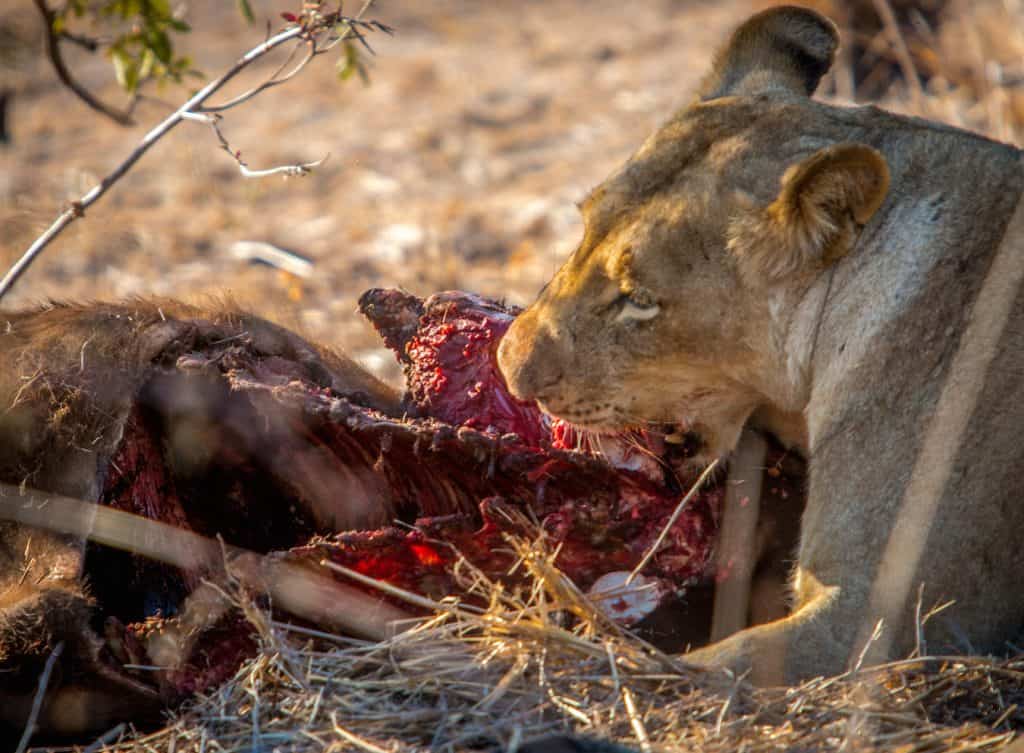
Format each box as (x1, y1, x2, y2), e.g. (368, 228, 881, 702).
(498, 6, 1024, 683)
(0, 299, 400, 498)
(0, 300, 401, 735)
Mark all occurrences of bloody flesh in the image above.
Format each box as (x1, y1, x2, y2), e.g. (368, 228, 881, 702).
(2, 290, 728, 719)
(120, 290, 720, 695)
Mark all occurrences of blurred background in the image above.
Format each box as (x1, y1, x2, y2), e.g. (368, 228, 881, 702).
(1, 0, 1022, 386)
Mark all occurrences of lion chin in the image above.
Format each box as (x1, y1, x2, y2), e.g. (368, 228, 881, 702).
(499, 4, 1024, 684)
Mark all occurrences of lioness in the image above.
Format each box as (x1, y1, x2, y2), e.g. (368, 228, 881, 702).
(498, 5, 1024, 683)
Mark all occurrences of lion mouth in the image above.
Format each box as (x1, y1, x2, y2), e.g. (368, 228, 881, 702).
(547, 408, 705, 452)
(539, 407, 619, 432)
(543, 396, 733, 467)
(544, 410, 708, 479)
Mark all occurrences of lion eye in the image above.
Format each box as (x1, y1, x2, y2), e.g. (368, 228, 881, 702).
(613, 297, 661, 324)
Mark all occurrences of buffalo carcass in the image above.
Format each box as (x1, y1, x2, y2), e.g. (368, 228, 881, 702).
(0, 292, 799, 739)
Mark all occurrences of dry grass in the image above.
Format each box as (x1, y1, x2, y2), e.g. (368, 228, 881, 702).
(73, 531, 1023, 753)
(787, 0, 1023, 140)
(870, 0, 1024, 144)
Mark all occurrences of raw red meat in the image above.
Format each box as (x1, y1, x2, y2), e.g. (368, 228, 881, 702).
(359, 289, 550, 445)
(358, 289, 687, 482)
(347, 288, 721, 592)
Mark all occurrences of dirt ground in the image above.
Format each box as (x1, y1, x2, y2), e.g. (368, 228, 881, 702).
(1, 0, 1022, 386)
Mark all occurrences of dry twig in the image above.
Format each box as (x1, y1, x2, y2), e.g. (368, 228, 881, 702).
(31, 0, 136, 126)
(179, 110, 330, 177)
(14, 641, 64, 753)
(871, 0, 925, 110)
(0, 5, 391, 302)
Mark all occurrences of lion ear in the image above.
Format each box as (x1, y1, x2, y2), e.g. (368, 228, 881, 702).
(728, 144, 890, 283)
(699, 6, 839, 100)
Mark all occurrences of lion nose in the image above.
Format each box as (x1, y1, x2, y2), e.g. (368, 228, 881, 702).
(497, 318, 564, 403)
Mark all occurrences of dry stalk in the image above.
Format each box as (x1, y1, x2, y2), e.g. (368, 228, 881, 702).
(7, 485, 1023, 751)
(0, 483, 417, 641)
(88, 530, 1024, 753)
(14, 641, 64, 753)
(627, 458, 720, 585)
(870, 0, 925, 111)
(83, 723, 128, 753)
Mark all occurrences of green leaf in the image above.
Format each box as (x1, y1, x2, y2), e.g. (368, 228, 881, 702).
(110, 47, 139, 92)
(145, 27, 172, 64)
(111, 46, 128, 87)
(336, 41, 370, 85)
(237, 0, 254, 24)
(139, 47, 156, 80)
(167, 17, 191, 32)
(103, 0, 143, 18)
(146, 0, 172, 18)
(127, 65, 140, 92)
(336, 42, 360, 82)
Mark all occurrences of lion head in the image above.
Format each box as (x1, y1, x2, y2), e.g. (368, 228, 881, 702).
(497, 6, 890, 460)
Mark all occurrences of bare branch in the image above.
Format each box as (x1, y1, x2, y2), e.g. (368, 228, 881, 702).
(181, 110, 329, 177)
(58, 29, 102, 53)
(31, 0, 135, 126)
(236, 155, 329, 179)
(1, 8, 381, 301)
(200, 6, 394, 113)
(198, 41, 316, 114)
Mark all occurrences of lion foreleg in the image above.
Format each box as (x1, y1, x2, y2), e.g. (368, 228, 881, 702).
(686, 575, 852, 685)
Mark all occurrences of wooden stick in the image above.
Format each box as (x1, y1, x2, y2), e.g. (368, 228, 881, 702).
(0, 484, 415, 641)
